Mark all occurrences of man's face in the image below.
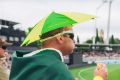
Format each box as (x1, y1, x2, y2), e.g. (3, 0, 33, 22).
(63, 33, 75, 55)
(61, 27, 75, 55)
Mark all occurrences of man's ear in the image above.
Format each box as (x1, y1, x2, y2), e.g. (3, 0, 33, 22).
(56, 36, 64, 44)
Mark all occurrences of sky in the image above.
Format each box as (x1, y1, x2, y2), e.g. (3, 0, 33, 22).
(0, 0, 120, 43)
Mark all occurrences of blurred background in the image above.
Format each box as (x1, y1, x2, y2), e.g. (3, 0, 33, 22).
(0, 0, 120, 80)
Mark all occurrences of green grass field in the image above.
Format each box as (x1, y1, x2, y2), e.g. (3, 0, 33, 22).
(70, 64, 120, 80)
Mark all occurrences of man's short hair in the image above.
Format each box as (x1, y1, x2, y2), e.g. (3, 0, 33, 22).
(40, 27, 64, 40)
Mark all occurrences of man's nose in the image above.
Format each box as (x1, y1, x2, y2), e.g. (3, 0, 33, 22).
(73, 40, 75, 43)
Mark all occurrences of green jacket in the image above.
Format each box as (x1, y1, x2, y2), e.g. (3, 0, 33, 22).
(9, 49, 74, 80)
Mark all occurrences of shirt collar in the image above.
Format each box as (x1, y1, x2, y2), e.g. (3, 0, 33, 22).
(23, 48, 64, 62)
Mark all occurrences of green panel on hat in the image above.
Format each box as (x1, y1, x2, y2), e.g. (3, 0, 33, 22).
(41, 12, 77, 34)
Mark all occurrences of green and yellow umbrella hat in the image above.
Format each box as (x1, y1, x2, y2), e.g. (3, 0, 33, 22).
(21, 11, 96, 46)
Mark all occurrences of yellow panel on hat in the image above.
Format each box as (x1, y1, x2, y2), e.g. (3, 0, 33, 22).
(60, 12, 96, 23)
(21, 17, 47, 46)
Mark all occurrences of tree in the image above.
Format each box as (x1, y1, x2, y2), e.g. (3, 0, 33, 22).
(84, 29, 104, 44)
(95, 28, 100, 44)
(114, 38, 120, 44)
(109, 35, 120, 44)
(95, 28, 104, 44)
(85, 39, 93, 44)
(109, 35, 115, 44)
(77, 35, 80, 44)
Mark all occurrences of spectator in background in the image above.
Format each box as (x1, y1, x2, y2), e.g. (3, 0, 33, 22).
(94, 64, 108, 80)
(0, 38, 12, 80)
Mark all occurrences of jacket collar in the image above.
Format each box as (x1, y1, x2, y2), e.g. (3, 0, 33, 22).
(23, 48, 64, 62)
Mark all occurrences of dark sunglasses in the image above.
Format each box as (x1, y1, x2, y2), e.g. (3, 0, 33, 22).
(64, 33, 74, 40)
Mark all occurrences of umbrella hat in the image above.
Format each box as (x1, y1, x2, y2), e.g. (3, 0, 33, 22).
(21, 12, 96, 46)
(41, 12, 77, 34)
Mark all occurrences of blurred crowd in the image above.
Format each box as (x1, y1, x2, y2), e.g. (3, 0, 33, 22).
(82, 51, 120, 63)
(1, 37, 120, 80)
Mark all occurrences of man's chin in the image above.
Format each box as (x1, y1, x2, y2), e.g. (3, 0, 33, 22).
(69, 50, 74, 54)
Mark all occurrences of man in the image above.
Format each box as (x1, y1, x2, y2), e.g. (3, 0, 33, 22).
(0, 38, 10, 80)
(9, 12, 107, 80)
(9, 26, 107, 80)
(9, 26, 75, 80)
